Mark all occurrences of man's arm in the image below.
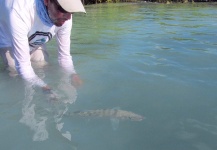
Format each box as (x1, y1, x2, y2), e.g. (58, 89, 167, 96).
(56, 18, 82, 87)
(9, 8, 48, 88)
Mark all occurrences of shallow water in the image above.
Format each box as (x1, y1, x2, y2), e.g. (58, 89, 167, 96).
(1, 3, 217, 150)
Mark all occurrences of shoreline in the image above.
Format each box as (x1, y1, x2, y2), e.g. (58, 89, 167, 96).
(82, 1, 217, 5)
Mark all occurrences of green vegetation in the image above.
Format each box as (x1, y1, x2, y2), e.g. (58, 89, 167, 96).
(82, 0, 217, 4)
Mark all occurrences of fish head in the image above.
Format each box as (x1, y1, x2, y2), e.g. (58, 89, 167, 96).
(127, 113, 145, 121)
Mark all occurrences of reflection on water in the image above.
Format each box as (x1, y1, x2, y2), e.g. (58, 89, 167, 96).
(19, 70, 77, 142)
(20, 83, 49, 141)
(0, 2, 217, 150)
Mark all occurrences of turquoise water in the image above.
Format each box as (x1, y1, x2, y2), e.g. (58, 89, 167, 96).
(1, 3, 217, 150)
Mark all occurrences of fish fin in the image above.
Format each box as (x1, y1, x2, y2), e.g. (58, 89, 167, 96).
(110, 118, 120, 130)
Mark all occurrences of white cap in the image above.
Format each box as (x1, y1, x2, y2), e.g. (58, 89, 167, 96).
(57, 0, 86, 13)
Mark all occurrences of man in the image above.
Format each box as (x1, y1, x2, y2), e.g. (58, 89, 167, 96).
(0, 0, 85, 92)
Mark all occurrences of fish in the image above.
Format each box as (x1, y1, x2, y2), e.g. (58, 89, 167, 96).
(65, 108, 145, 121)
(64, 108, 144, 130)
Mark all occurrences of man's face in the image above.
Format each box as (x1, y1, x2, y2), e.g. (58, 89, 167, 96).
(45, 0, 72, 27)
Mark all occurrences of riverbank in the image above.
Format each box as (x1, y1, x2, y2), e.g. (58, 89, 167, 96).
(82, 0, 217, 5)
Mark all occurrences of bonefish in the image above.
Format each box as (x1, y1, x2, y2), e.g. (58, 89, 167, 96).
(65, 109, 145, 121)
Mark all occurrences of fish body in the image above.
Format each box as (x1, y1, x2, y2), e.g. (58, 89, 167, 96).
(66, 109, 144, 121)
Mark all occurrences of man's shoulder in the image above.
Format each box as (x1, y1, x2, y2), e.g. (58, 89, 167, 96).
(10, 0, 35, 11)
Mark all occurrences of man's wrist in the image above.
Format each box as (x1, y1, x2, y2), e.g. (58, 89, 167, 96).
(42, 85, 51, 93)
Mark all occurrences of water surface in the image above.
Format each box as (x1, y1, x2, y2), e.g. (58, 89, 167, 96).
(0, 3, 217, 150)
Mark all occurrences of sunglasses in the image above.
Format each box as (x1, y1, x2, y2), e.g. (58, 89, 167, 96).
(52, 0, 69, 13)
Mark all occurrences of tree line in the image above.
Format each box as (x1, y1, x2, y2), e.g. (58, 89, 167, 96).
(81, 0, 217, 4)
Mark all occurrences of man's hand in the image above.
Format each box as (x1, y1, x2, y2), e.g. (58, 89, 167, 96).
(42, 85, 59, 101)
(71, 74, 83, 87)
(42, 85, 52, 93)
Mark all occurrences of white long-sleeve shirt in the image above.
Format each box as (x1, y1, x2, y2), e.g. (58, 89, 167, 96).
(0, 0, 76, 87)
